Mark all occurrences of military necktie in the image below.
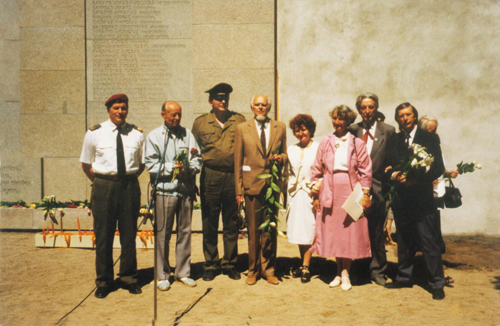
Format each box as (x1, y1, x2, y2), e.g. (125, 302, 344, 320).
(116, 126, 126, 178)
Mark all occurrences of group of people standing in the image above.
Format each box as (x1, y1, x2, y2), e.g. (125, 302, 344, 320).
(80, 86, 449, 301)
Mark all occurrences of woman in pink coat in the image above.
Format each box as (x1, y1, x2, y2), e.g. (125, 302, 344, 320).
(310, 105, 372, 291)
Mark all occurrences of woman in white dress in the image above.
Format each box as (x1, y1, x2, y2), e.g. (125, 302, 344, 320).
(287, 114, 319, 283)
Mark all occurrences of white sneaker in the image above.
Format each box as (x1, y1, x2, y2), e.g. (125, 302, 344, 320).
(157, 280, 171, 291)
(341, 276, 352, 291)
(178, 277, 197, 287)
(329, 276, 341, 288)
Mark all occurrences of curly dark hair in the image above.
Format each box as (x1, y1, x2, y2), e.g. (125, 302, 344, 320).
(289, 114, 317, 138)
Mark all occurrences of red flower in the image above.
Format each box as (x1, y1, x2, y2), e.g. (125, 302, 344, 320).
(190, 148, 198, 155)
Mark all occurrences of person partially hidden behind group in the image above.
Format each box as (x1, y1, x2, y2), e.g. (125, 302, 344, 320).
(286, 114, 319, 283)
(418, 115, 458, 286)
(310, 105, 373, 291)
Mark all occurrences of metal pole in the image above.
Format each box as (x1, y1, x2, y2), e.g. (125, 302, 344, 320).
(142, 130, 170, 325)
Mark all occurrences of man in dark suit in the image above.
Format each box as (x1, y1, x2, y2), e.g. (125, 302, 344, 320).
(348, 93, 395, 286)
(384, 103, 446, 300)
(234, 94, 287, 286)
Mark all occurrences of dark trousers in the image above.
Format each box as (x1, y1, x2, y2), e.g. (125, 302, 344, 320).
(366, 199, 388, 279)
(92, 177, 140, 287)
(245, 195, 277, 278)
(200, 167, 239, 271)
(394, 207, 445, 290)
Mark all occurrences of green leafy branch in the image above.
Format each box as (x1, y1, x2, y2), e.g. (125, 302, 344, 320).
(1, 197, 89, 211)
(256, 142, 287, 239)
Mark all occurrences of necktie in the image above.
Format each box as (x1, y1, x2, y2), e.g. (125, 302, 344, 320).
(260, 123, 266, 154)
(362, 126, 372, 143)
(405, 133, 410, 147)
(116, 127, 126, 177)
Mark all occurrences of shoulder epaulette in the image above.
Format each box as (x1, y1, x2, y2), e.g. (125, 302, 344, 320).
(195, 113, 208, 120)
(229, 111, 245, 120)
(132, 125, 143, 133)
(89, 124, 101, 131)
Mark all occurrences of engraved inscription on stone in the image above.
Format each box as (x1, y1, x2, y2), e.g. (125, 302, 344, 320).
(1, 159, 41, 202)
(88, 0, 191, 40)
(86, 0, 192, 102)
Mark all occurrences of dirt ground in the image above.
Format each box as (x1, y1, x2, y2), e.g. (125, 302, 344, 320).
(1, 232, 499, 326)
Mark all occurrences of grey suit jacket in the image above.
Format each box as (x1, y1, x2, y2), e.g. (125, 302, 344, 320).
(348, 121, 395, 202)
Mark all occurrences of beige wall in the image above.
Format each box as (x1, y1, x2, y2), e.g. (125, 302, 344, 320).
(1, 0, 275, 208)
(1, 0, 87, 203)
(2, 0, 498, 234)
(278, 0, 500, 235)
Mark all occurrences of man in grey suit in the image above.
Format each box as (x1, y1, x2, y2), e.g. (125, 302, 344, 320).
(348, 93, 395, 285)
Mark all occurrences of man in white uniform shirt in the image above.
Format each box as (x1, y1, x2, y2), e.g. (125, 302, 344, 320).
(80, 93, 145, 299)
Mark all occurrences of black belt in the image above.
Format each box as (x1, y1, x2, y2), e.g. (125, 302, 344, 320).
(95, 174, 138, 182)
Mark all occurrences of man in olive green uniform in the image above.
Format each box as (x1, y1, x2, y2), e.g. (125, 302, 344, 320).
(192, 83, 246, 281)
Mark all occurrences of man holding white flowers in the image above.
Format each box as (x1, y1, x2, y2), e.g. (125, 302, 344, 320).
(384, 103, 446, 300)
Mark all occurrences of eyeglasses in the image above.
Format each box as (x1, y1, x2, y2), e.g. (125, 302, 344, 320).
(213, 96, 229, 102)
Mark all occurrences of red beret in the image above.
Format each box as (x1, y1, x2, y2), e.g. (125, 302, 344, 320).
(105, 94, 129, 107)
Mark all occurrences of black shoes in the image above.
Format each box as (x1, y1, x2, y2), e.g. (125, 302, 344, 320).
(203, 269, 218, 281)
(372, 277, 387, 286)
(292, 267, 302, 278)
(224, 268, 241, 280)
(95, 287, 110, 299)
(432, 288, 445, 300)
(95, 283, 141, 298)
(300, 266, 311, 284)
(127, 283, 142, 294)
(385, 280, 413, 289)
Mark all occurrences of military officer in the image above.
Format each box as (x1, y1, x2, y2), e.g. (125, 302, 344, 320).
(80, 93, 145, 298)
(192, 83, 246, 281)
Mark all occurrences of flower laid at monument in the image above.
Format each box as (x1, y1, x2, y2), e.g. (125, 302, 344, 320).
(256, 141, 287, 239)
(1, 197, 90, 212)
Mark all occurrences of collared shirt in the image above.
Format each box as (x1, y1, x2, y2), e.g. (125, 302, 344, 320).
(333, 133, 350, 171)
(145, 124, 202, 196)
(254, 118, 270, 151)
(80, 119, 144, 175)
(405, 125, 418, 146)
(191, 110, 245, 170)
(362, 120, 377, 154)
